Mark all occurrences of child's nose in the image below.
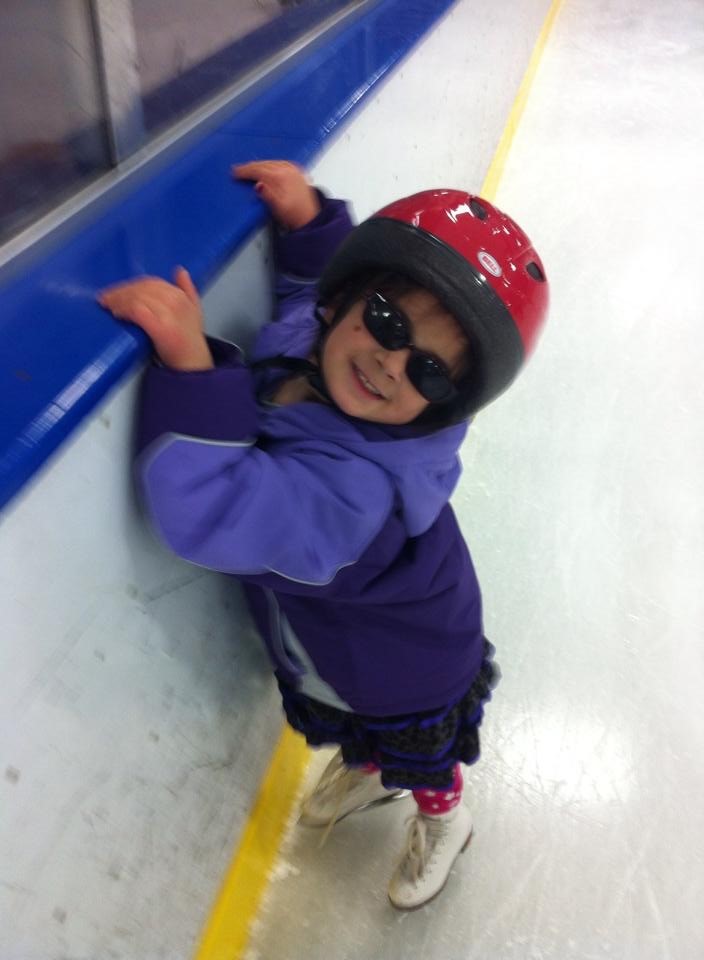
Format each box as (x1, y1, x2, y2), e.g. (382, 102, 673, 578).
(375, 347, 409, 382)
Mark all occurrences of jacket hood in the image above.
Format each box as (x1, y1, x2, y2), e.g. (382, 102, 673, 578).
(258, 384, 467, 538)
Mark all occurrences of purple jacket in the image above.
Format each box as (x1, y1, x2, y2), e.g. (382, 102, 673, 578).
(135, 197, 486, 716)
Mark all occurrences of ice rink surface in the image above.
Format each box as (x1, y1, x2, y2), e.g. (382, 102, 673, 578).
(245, 1, 704, 957)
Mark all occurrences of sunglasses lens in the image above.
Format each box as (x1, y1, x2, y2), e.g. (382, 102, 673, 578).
(364, 293, 456, 403)
(364, 295, 409, 350)
(407, 354, 455, 403)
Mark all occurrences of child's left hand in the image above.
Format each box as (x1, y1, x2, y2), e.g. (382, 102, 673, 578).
(98, 267, 214, 371)
(233, 160, 321, 230)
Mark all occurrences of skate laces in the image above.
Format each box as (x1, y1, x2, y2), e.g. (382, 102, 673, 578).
(398, 814, 448, 883)
(315, 759, 367, 848)
(316, 752, 349, 792)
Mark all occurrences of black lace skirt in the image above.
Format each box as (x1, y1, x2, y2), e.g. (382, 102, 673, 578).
(277, 639, 499, 790)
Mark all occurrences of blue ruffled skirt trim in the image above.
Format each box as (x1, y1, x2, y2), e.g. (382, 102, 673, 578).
(277, 639, 499, 790)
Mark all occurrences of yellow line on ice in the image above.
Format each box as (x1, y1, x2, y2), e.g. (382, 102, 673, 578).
(192, 726, 310, 960)
(481, 0, 565, 201)
(194, 4, 565, 958)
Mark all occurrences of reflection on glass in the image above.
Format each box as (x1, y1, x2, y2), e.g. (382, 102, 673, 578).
(132, 0, 359, 133)
(0, 0, 360, 246)
(0, 1, 110, 245)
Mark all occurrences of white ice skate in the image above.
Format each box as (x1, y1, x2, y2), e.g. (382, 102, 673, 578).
(299, 749, 409, 827)
(388, 803, 473, 910)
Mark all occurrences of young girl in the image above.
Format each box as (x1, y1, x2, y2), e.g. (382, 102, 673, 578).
(99, 160, 548, 910)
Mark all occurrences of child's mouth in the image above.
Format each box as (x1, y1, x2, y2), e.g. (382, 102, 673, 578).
(353, 364, 385, 399)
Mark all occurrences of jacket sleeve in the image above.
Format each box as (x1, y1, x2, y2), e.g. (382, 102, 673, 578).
(250, 192, 355, 364)
(274, 191, 355, 288)
(136, 338, 257, 453)
(135, 340, 394, 585)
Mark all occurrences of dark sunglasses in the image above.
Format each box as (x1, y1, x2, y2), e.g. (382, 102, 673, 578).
(362, 292, 458, 403)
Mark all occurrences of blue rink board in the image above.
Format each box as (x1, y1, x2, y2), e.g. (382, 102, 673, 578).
(0, 0, 454, 512)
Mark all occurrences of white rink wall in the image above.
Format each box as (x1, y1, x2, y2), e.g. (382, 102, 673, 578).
(0, 2, 551, 957)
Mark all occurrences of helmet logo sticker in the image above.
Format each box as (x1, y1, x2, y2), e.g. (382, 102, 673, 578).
(477, 250, 502, 277)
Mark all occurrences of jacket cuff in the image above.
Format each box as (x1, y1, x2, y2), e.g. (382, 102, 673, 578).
(136, 339, 258, 453)
(273, 192, 354, 279)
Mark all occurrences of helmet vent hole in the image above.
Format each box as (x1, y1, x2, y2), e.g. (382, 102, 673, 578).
(469, 199, 488, 220)
(526, 261, 545, 282)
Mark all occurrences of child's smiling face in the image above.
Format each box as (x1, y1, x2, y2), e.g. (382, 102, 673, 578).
(320, 289, 468, 425)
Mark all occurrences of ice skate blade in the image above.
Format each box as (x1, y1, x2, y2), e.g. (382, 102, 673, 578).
(299, 788, 410, 827)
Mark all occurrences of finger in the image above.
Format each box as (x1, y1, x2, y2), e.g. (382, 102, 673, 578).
(131, 302, 158, 331)
(98, 276, 160, 302)
(98, 282, 137, 303)
(174, 266, 199, 305)
(254, 181, 278, 204)
(99, 279, 166, 311)
(232, 163, 255, 180)
(99, 291, 157, 329)
(232, 160, 275, 180)
(233, 159, 297, 183)
(98, 288, 127, 310)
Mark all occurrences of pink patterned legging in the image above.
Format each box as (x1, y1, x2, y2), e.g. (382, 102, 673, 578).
(362, 762, 463, 816)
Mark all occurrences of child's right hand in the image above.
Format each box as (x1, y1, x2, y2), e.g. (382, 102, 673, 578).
(233, 160, 321, 230)
(98, 267, 214, 372)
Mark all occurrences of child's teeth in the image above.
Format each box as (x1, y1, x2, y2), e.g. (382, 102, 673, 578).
(361, 373, 380, 396)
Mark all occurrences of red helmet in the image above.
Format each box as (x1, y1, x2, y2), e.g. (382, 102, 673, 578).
(318, 189, 549, 421)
